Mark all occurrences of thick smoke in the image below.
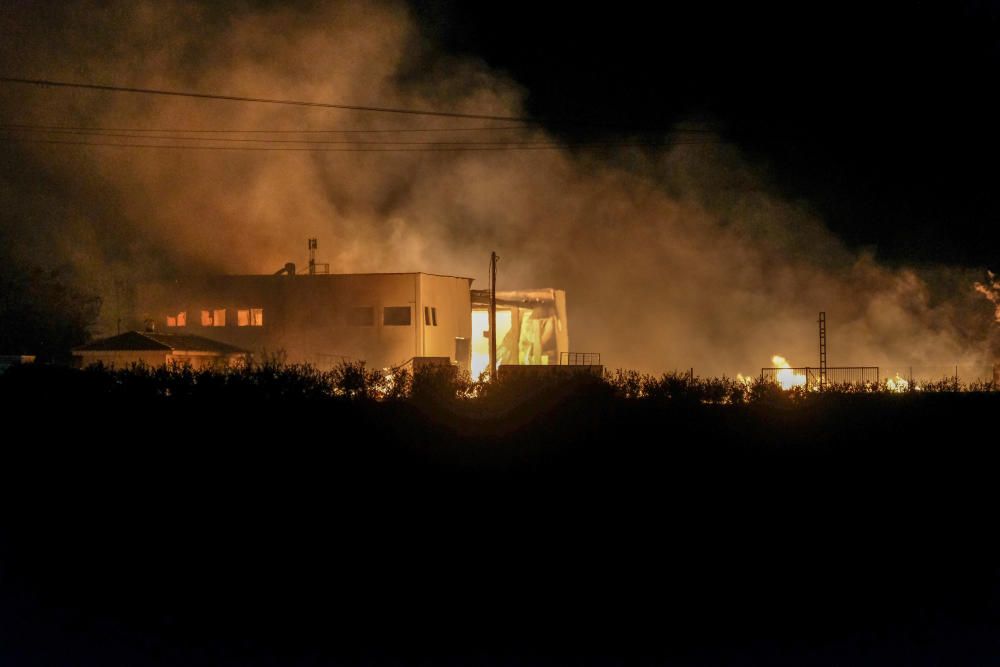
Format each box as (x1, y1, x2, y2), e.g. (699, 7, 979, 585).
(1, 1, 996, 375)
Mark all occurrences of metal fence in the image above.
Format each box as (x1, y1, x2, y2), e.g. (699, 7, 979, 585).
(881, 365, 997, 385)
(561, 352, 601, 366)
(760, 366, 880, 390)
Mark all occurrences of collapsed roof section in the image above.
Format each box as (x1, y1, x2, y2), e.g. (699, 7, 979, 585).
(470, 288, 569, 375)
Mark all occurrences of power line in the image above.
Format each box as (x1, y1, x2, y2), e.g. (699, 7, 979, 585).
(0, 78, 724, 133)
(0, 127, 720, 147)
(4, 137, 722, 152)
(0, 76, 539, 123)
(0, 122, 534, 134)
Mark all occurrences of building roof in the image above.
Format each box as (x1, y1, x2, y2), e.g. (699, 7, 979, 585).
(226, 271, 476, 281)
(74, 331, 249, 355)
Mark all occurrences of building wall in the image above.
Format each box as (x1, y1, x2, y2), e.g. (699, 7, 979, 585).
(418, 274, 475, 373)
(137, 273, 473, 370)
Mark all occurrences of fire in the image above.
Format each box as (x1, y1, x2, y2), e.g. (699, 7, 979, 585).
(886, 373, 909, 393)
(772, 355, 807, 390)
(885, 373, 920, 392)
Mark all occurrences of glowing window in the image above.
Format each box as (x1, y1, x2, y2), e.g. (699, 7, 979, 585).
(201, 309, 226, 327)
(348, 306, 374, 326)
(383, 306, 411, 326)
(237, 308, 264, 327)
(166, 311, 187, 327)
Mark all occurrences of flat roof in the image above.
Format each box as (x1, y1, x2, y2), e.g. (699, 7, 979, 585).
(224, 271, 475, 281)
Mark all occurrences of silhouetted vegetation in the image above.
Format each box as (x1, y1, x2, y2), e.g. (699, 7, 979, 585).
(2, 360, 994, 405)
(2, 360, 999, 664)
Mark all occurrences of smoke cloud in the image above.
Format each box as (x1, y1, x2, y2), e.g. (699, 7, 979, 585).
(1, 0, 996, 376)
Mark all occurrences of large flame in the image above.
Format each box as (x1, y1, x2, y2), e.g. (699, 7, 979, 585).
(885, 373, 920, 392)
(885, 373, 908, 393)
(772, 355, 807, 390)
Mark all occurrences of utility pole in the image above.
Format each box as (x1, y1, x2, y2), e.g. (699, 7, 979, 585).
(489, 251, 498, 381)
(818, 311, 827, 391)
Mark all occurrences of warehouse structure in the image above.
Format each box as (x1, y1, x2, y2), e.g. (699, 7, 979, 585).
(134, 272, 568, 376)
(137, 270, 476, 371)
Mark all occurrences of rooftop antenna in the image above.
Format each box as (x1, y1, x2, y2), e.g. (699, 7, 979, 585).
(307, 239, 329, 275)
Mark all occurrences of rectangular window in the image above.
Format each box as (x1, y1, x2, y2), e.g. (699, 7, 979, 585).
(424, 306, 431, 326)
(238, 308, 265, 327)
(348, 306, 375, 326)
(383, 306, 411, 326)
(202, 309, 226, 326)
(431, 307, 438, 326)
(166, 311, 187, 327)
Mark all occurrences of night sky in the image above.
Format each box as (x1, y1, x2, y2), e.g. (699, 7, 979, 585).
(416, 1, 1000, 267)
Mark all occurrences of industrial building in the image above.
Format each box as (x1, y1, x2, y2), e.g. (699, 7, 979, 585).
(138, 271, 474, 371)
(130, 245, 568, 374)
(127, 240, 570, 374)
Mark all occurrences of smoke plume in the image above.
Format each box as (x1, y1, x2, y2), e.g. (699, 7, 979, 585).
(1, 0, 996, 376)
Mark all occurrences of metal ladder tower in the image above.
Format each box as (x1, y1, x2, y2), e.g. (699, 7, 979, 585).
(818, 311, 828, 390)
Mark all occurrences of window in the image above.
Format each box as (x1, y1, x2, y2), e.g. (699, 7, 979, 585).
(431, 307, 438, 326)
(348, 306, 375, 326)
(238, 308, 264, 327)
(383, 306, 411, 326)
(424, 307, 431, 326)
(166, 311, 187, 327)
(423, 306, 439, 326)
(201, 309, 226, 327)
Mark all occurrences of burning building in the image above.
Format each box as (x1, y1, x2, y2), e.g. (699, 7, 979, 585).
(135, 253, 570, 375)
(470, 288, 569, 378)
(138, 269, 475, 371)
(128, 236, 574, 373)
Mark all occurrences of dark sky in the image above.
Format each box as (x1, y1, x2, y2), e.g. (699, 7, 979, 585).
(414, 0, 1000, 268)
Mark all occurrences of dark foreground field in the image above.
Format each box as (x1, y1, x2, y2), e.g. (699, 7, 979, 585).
(2, 364, 999, 665)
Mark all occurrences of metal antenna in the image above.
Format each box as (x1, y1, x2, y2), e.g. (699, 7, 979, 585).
(308, 238, 317, 275)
